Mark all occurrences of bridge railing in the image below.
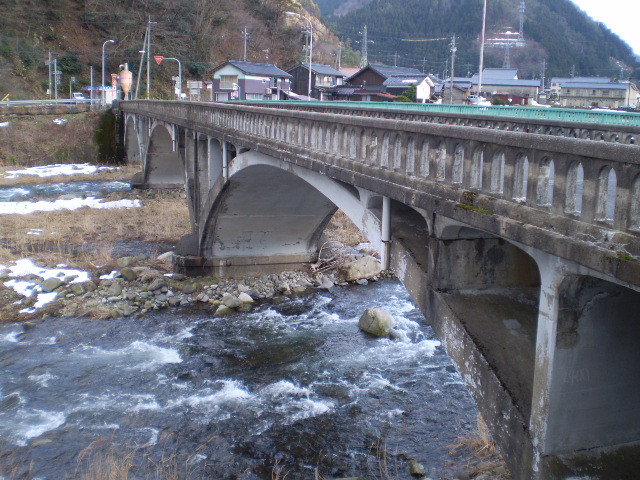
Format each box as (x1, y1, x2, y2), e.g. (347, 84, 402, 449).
(242, 100, 640, 146)
(121, 101, 640, 249)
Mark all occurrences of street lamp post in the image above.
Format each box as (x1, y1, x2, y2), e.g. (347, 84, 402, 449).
(163, 58, 183, 100)
(285, 11, 313, 100)
(102, 39, 116, 105)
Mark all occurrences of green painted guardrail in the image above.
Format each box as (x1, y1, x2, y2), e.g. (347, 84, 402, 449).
(248, 100, 640, 128)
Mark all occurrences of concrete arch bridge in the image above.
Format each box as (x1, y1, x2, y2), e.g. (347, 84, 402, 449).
(119, 100, 640, 480)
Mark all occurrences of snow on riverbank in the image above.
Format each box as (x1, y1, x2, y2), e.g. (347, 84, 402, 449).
(2, 163, 117, 179)
(0, 259, 91, 313)
(0, 196, 142, 215)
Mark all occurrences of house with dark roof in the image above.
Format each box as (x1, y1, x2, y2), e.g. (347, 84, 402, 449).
(286, 63, 345, 99)
(319, 64, 432, 102)
(210, 60, 292, 101)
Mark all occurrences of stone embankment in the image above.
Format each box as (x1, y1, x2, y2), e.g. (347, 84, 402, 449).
(4, 250, 387, 321)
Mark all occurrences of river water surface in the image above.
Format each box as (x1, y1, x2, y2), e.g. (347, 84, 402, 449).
(0, 278, 477, 479)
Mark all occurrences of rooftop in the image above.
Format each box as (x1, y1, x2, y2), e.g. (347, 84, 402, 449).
(219, 60, 292, 78)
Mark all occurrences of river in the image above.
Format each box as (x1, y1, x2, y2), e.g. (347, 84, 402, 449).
(0, 279, 477, 479)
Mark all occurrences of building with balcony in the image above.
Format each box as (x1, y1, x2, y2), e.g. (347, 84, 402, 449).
(210, 60, 292, 101)
(286, 63, 345, 99)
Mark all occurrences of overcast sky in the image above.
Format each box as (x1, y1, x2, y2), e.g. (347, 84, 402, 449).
(571, 0, 640, 55)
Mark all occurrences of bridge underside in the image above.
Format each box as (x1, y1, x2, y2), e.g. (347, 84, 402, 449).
(199, 164, 337, 275)
(126, 110, 640, 480)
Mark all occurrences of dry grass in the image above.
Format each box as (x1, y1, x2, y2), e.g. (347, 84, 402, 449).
(0, 112, 102, 168)
(0, 189, 190, 270)
(323, 210, 368, 247)
(447, 414, 511, 479)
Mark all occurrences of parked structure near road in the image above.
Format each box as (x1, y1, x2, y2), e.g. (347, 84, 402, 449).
(210, 60, 292, 102)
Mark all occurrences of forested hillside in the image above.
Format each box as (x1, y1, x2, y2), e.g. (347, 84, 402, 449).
(0, 0, 340, 99)
(316, 0, 640, 80)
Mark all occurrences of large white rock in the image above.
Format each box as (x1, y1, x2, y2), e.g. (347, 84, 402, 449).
(358, 308, 395, 338)
(341, 255, 382, 282)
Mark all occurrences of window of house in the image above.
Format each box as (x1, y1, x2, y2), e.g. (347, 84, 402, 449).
(220, 75, 238, 89)
(565, 89, 571, 95)
(245, 93, 264, 100)
(591, 90, 596, 95)
(602, 90, 610, 96)
(216, 92, 229, 101)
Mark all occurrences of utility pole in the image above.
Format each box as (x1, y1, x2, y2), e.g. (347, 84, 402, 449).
(360, 25, 368, 69)
(541, 58, 546, 91)
(53, 58, 59, 99)
(134, 26, 149, 100)
(394, 52, 398, 67)
(422, 57, 427, 74)
(450, 35, 457, 104)
(571, 64, 576, 78)
(337, 44, 342, 70)
(147, 16, 153, 99)
(242, 27, 249, 61)
(48, 50, 52, 99)
(90, 66, 94, 108)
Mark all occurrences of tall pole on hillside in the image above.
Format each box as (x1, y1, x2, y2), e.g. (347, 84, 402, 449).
(134, 26, 148, 100)
(477, 0, 487, 97)
(285, 11, 313, 100)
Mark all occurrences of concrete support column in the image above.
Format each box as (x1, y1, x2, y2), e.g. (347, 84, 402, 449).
(222, 140, 229, 181)
(528, 252, 567, 477)
(381, 196, 391, 270)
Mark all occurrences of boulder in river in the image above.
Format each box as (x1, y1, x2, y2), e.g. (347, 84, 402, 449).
(222, 293, 242, 309)
(341, 255, 382, 282)
(358, 308, 395, 338)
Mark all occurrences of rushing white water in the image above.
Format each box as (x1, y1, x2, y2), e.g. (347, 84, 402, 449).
(0, 280, 477, 479)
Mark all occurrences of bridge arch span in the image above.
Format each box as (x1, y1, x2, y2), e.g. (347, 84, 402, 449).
(197, 150, 383, 276)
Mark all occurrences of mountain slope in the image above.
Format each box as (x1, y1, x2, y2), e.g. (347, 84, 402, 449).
(316, 0, 640, 80)
(0, 0, 340, 99)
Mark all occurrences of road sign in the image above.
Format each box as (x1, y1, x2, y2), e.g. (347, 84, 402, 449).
(154, 55, 164, 65)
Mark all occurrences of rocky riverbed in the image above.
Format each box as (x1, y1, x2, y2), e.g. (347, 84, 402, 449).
(1, 247, 391, 323)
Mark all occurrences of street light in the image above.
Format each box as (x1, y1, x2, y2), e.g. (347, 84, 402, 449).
(285, 11, 313, 100)
(102, 39, 116, 105)
(160, 57, 183, 100)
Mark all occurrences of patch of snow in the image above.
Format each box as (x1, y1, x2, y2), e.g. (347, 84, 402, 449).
(0, 196, 141, 214)
(3, 163, 117, 179)
(1, 259, 91, 312)
(52, 118, 67, 126)
(99, 270, 119, 280)
(0, 121, 10, 128)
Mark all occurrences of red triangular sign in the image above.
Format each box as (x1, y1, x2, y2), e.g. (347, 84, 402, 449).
(154, 55, 164, 65)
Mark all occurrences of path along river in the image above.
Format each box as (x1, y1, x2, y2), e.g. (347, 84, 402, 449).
(0, 279, 477, 479)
